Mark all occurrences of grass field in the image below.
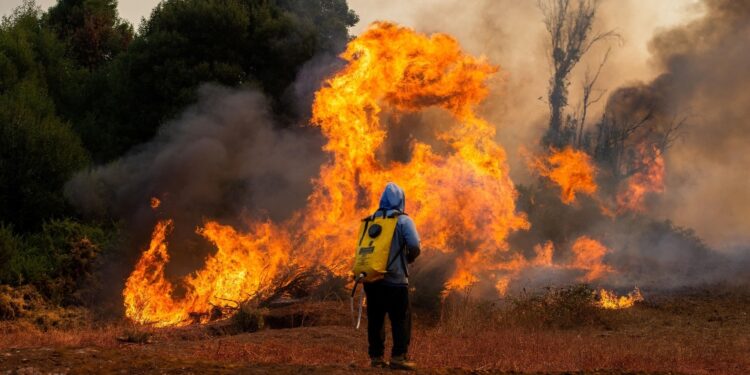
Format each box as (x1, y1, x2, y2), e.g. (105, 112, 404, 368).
(1, 287, 748, 374)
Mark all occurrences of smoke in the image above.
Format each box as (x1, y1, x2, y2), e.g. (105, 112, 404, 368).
(65, 1, 749, 307)
(65, 85, 325, 272)
(348, 0, 749, 293)
(640, 0, 750, 248)
(347, 0, 698, 183)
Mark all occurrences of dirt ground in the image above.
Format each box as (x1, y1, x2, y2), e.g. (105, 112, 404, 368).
(1, 288, 748, 374)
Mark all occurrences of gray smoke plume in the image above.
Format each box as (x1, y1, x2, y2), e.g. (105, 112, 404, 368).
(513, 0, 750, 291)
(65, 85, 325, 273)
(642, 0, 750, 249)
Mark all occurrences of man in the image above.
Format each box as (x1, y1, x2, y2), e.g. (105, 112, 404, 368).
(365, 182, 421, 370)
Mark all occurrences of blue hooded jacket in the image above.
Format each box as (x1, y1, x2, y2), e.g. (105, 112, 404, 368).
(374, 182, 421, 286)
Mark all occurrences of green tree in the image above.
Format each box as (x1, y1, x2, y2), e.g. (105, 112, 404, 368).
(46, 0, 133, 70)
(82, 0, 357, 161)
(0, 2, 89, 231)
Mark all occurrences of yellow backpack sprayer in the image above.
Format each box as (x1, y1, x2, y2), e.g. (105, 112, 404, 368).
(350, 209, 404, 328)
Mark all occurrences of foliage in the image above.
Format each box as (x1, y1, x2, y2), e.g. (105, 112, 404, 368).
(0, 284, 44, 320)
(46, 0, 133, 70)
(0, 0, 359, 314)
(0, 219, 116, 305)
(0, 3, 89, 231)
(79, 0, 357, 161)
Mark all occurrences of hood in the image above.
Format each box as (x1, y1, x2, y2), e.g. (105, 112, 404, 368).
(379, 182, 405, 212)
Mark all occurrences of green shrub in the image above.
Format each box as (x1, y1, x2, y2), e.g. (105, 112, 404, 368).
(0, 219, 116, 305)
(0, 224, 21, 282)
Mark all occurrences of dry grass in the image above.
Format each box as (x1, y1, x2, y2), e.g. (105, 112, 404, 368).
(0, 321, 120, 349)
(0, 287, 748, 374)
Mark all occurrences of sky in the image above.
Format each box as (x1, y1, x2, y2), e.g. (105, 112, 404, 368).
(3, 0, 700, 35)
(1, 0, 160, 26)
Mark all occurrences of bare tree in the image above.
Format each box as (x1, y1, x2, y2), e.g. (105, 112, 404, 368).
(539, 0, 617, 147)
(593, 106, 686, 183)
(576, 47, 610, 147)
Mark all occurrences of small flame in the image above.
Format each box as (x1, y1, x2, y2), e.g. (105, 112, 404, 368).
(617, 146, 665, 213)
(571, 236, 614, 282)
(532, 241, 554, 267)
(150, 197, 161, 209)
(598, 287, 644, 309)
(531, 147, 597, 204)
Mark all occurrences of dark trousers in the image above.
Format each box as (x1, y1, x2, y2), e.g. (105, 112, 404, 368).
(363, 282, 411, 358)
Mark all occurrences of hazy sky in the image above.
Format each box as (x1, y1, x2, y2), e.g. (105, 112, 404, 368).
(3, 0, 700, 34)
(1, 0, 161, 26)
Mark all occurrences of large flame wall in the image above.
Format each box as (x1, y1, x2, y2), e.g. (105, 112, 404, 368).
(123, 22, 636, 327)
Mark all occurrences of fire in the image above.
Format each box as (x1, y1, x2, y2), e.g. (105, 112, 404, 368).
(597, 287, 643, 309)
(570, 236, 614, 282)
(532, 241, 554, 267)
(617, 146, 665, 213)
(531, 147, 597, 204)
(123, 220, 184, 327)
(123, 22, 529, 326)
(122, 220, 292, 327)
(150, 197, 161, 209)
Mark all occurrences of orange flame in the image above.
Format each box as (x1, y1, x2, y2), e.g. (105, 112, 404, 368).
(531, 147, 597, 204)
(597, 287, 643, 309)
(617, 146, 665, 213)
(570, 236, 614, 282)
(123, 22, 529, 326)
(532, 241, 554, 267)
(150, 197, 161, 209)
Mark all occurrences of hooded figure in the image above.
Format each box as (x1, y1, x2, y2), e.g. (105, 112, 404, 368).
(364, 182, 421, 370)
(375, 182, 421, 285)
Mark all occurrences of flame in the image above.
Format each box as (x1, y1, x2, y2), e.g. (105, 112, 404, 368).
(532, 241, 554, 267)
(531, 147, 597, 204)
(570, 236, 614, 282)
(617, 146, 665, 213)
(597, 287, 643, 309)
(123, 22, 530, 326)
(123, 220, 184, 327)
(150, 197, 161, 209)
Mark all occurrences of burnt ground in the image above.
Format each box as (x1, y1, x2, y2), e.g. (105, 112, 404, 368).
(0, 288, 748, 374)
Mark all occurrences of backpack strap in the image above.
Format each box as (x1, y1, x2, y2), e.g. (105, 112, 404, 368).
(384, 212, 409, 277)
(357, 216, 373, 246)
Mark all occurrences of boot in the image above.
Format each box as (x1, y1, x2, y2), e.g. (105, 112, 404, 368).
(389, 355, 416, 371)
(370, 357, 389, 368)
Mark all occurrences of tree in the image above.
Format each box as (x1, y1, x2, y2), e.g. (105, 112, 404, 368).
(539, 0, 616, 147)
(46, 0, 134, 70)
(592, 84, 684, 184)
(0, 2, 89, 231)
(81, 0, 357, 161)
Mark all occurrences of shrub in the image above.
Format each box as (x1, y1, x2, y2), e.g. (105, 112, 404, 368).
(232, 302, 267, 333)
(0, 284, 44, 321)
(508, 284, 604, 329)
(0, 219, 117, 306)
(0, 224, 22, 283)
(438, 292, 501, 335)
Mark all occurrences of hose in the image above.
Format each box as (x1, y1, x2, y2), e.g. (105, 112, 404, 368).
(350, 273, 366, 329)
